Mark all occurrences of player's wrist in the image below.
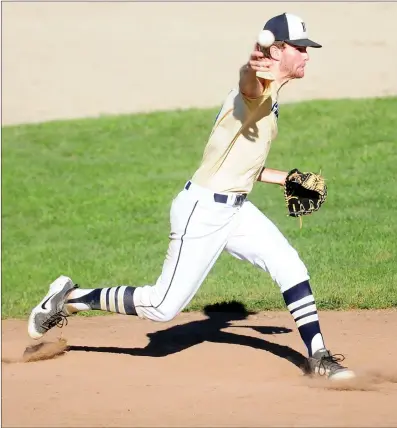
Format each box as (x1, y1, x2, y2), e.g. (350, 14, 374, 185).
(259, 168, 288, 186)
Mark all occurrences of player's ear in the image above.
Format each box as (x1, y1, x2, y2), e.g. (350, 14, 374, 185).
(269, 44, 282, 61)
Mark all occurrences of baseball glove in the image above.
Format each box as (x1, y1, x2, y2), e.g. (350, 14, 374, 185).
(283, 168, 327, 218)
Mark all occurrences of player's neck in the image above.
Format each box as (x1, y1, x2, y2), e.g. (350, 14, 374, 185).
(268, 65, 293, 90)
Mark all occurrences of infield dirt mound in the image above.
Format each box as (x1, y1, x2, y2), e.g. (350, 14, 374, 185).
(2, 308, 397, 427)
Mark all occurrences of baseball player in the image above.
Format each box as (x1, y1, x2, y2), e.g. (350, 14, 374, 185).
(28, 12, 354, 380)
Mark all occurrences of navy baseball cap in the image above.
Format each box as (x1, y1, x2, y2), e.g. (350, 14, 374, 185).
(264, 13, 322, 48)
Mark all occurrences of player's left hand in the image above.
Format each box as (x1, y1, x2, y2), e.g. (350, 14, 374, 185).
(283, 168, 328, 217)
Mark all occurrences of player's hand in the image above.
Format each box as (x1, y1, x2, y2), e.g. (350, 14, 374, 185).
(247, 46, 270, 72)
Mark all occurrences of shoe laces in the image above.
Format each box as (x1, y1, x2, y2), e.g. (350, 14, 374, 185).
(41, 284, 78, 332)
(42, 312, 69, 332)
(318, 352, 346, 376)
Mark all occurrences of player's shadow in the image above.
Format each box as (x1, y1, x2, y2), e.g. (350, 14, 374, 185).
(68, 301, 310, 374)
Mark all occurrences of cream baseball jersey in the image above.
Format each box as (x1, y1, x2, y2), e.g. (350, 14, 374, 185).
(192, 72, 281, 194)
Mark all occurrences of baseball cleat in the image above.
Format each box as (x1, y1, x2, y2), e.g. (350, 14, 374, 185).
(28, 275, 78, 340)
(308, 348, 356, 380)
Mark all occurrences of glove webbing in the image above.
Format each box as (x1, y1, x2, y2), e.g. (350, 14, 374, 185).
(300, 174, 327, 196)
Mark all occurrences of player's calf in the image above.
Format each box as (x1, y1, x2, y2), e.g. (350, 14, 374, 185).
(65, 284, 179, 321)
(282, 279, 355, 380)
(65, 285, 137, 315)
(27, 277, 139, 339)
(282, 280, 325, 357)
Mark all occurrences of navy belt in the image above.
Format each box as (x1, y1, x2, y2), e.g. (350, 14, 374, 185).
(185, 181, 247, 207)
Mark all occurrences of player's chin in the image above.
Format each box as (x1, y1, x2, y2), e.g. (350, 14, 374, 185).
(294, 68, 305, 79)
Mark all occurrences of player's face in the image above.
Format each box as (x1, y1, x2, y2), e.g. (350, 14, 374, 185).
(279, 44, 309, 79)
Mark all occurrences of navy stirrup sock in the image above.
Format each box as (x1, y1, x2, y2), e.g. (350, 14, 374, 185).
(282, 280, 325, 356)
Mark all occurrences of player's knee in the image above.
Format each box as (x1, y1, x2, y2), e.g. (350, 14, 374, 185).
(257, 245, 308, 291)
(154, 305, 180, 322)
(277, 248, 309, 292)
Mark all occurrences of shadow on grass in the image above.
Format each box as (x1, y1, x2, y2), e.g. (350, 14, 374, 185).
(68, 301, 310, 374)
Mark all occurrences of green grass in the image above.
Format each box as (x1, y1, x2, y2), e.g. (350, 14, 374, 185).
(2, 97, 397, 318)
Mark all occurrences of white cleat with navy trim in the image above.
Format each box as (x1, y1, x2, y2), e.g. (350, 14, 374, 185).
(28, 275, 77, 340)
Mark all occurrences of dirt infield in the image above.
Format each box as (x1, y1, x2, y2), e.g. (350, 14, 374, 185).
(2, 2, 397, 427)
(2, 309, 397, 427)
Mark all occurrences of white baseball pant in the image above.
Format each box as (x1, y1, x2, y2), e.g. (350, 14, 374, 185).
(132, 180, 310, 321)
